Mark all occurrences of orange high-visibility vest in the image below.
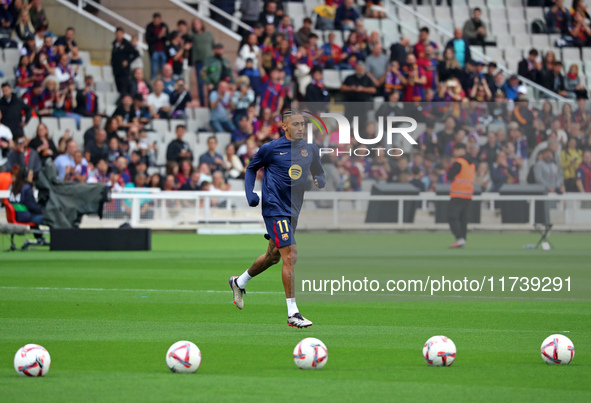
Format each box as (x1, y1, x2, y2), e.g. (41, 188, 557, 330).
(450, 157, 475, 199)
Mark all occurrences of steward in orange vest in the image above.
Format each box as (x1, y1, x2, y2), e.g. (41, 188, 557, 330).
(447, 143, 475, 248)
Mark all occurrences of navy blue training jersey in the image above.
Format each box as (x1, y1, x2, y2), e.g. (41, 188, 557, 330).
(245, 136, 324, 219)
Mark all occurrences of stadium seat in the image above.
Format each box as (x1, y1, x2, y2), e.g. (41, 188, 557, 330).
(485, 47, 503, 62)
(78, 51, 91, 66)
(170, 120, 185, 133)
(525, 7, 545, 22)
(340, 70, 355, 83)
(186, 119, 200, 134)
(24, 117, 39, 138)
(105, 104, 117, 116)
(152, 119, 169, 135)
(433, 7, 452, 21)
(104, 92, 120, 107)
(509, 21, 528, 35)
(95, 81, 113, 93)
(285, 2, 305, 20)
(323, 69, 341, 90)
(193, 108, 211, 129)
(506, 7, 525, 22)
(513, 35, 532, 49)
(60, 118, 77, 137)
(416, 6, 434, 19)
(102, 65, 114, 83)
(40, 117, 60, 137)
(215, 133, 232, 154)
(363, 18, 381, 34)
(95, 93, 107, 115)
(561, 48, 581, 62)
(487, 0, 505, 9)
(468, 0, 486, 9)
(79, 117, 94, 138)
(3, 48, 20, 66)
(531, 35, 549, 49)
(85, 65, 103, 81)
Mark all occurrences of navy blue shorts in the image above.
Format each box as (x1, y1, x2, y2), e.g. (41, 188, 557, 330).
(263, 216, 297, 248)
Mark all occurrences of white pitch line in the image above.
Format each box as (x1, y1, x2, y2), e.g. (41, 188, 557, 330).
(0, 286, 282, 294)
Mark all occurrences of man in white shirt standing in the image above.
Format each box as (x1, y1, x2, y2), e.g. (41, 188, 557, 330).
(147, 79, 171, 119)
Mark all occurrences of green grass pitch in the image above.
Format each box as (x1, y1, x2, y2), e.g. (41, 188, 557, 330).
(0, 233, 590, 402)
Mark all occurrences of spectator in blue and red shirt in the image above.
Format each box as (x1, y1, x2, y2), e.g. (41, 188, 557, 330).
(576, 149, 591, 192)
(335, 0, 360, 31)
(546, 0, 571, 36)
(260, 67, 285, 114)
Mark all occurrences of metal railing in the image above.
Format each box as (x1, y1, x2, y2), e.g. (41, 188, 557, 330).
(3, 190, 591, 230)
(386, 0, 569, 102)
(105, 190, 591, 228)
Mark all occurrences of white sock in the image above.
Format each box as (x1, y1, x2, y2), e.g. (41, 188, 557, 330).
(286, 298, 299, 317)
(236, 270, 252, 289)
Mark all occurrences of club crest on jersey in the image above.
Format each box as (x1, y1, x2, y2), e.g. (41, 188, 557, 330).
(301, 149, 308, 157)
(282, 233, 289, 241)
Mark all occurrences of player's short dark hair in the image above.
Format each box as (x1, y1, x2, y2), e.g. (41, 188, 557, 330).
(420, 27, 429, 34)
(454, 142, 467, 150)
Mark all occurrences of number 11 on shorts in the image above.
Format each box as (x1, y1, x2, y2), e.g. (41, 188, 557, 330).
(277, 219, 289, 233)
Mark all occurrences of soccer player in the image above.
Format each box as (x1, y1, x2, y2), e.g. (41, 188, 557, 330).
(229, 110, 325, 328)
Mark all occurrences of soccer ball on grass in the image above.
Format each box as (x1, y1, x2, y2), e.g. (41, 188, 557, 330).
(293, 337, 328, 370)
(423, 335, 456, 367)
(14, 344, 51, 377)
(166, 341, 202, 373)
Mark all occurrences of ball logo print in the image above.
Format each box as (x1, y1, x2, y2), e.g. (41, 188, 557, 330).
(540, 334, 575, 365)
(423, 336, 456, 367)
(166, 341, 202, 373)
(14, 344, 51, 377)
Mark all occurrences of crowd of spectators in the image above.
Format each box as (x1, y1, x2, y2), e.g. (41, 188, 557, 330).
(1, 0, 591, 212)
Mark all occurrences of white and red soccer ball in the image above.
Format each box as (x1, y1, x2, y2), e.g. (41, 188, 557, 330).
(540, 334, 575, 365)
(14, 344, 51, 377)
(423, 335, 456, 367)
(166, 341, 202, 373)
(293, 337, 328, 370)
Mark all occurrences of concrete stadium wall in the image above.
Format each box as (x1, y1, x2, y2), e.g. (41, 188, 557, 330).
(100, 0, 239, 60)
(44, 0, 115, 64)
